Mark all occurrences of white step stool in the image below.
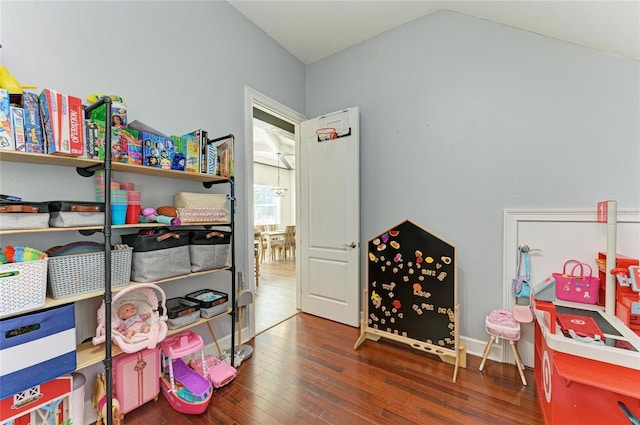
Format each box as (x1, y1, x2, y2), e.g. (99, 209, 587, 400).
(478, 310, 527, 385)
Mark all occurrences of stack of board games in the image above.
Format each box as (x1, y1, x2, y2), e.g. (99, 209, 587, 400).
(39, 88, 84, 156)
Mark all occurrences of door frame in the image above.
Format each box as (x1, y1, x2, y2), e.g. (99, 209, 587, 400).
(243, 86, 306, 340)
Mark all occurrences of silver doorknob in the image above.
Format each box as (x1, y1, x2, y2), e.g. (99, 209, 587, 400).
(343, 242, 357, 248)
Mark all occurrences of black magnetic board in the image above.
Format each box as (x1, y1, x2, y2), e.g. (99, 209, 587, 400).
(367, 220, 456, 350)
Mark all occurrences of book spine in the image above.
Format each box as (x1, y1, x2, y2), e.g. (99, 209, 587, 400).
(68, 95, 85, 156)
(39, 89, 58, 154)
(10, 107, 25, 151)
(0, 89, 14, 150)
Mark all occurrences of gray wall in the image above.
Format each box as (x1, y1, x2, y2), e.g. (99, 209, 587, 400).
(305, 10, 640, 340)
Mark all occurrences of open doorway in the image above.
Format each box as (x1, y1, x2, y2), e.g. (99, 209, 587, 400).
(244, 88, 306, 336)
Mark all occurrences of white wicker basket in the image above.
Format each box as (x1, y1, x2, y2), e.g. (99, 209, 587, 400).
(0, 258, 48, 316)
(47, 248, 132, 299)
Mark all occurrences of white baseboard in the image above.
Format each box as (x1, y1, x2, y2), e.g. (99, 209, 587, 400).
(461, 335, 506, 364)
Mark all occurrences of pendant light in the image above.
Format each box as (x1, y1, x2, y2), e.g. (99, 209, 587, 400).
(271, 152, 288, 197)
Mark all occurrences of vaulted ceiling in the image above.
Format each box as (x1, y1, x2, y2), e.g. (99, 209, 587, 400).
(228, 1, 639, 65)
(242, 1, 639, 168)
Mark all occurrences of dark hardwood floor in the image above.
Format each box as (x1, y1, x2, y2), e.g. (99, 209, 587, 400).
(122, 314, 543, 424)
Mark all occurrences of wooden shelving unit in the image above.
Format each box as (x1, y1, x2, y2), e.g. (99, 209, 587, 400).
(0, 135, 237, 377)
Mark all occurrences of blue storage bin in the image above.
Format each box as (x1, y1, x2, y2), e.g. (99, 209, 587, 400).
(0, 304, 76, 399)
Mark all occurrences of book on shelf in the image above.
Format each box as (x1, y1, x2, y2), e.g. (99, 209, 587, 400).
(181, 132, 199, 173)
(214, 136, 233, 178)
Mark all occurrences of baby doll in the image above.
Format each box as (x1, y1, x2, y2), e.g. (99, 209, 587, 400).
(117, 303, 151, 338)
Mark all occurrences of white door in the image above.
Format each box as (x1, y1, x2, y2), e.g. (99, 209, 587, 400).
(299, 108, 360, 327)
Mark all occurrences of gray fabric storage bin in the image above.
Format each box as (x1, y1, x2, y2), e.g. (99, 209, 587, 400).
(189, 230, 231, 272)
(200, 300, 230, 318)
(47, 201, 105, 227)
(0, 212, 50, 230)
(122, 229, 191, 282)
(49, 211, 104, 227)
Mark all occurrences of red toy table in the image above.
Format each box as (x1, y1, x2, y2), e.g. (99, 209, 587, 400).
(534, 300, 640, 424)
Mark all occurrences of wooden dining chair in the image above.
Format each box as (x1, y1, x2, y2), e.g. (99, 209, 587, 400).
(255, 226, 268, 263)
(283, 225, 296, 261)
(269, 232, 285, 261)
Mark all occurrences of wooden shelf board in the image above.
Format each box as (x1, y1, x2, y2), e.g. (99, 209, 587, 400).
(0, 150, 101, 168)
(0, 222, 231, 235)
(0, 150, 228, 184)
(0, 268, 231, 320)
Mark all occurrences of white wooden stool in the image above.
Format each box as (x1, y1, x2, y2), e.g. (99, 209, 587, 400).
(478, 311, 527, 385)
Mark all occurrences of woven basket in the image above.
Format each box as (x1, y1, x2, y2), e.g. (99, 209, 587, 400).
(0, 259, 48, 316)
(48, 248, 132, 299)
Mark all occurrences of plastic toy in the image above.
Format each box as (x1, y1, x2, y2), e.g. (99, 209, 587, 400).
(86, 93, 126, 104)
(141, 207, 181, 226)
(612, 265, 640, 293)
(93, 284, 168, 354)
(117, 303, 151, 338)
(2, 245, 47, 263)
(612, 265, 640, 335)
(0, 66, 36, 94)
(159, 330, 213, 414)
(93, 373, 122, 425)
(189, 354, 237, 388)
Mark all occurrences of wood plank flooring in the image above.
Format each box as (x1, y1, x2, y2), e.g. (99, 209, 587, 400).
(255, 259, 299, 334)
(122, 314, 543, 424)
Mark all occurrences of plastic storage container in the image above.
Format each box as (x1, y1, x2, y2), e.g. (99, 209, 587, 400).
(185, 289, 229, 319)
(162, 298, 200, 330)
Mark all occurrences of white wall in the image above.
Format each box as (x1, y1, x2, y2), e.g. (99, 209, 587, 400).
(305, 10, 640, 341)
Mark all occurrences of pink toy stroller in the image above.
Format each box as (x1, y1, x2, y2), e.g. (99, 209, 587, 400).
(93, 283, 168, 353)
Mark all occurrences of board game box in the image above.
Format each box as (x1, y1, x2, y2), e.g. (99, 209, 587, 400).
(170, 135, 186, 171)
(140, 131, 175, 169)
(0, 88, 14, 150)
(22, 91, 45, 153)
(11, 106, 25, 151)
(182, 132, 199, 173)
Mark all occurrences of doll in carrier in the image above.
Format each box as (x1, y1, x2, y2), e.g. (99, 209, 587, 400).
(93, 283, 168, 353)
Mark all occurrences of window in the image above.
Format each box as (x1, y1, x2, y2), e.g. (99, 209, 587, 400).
(254, 184, 280, 225)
